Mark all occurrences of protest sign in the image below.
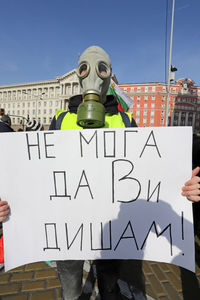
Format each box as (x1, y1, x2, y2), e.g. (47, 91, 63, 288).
(0, 127, 194, 272)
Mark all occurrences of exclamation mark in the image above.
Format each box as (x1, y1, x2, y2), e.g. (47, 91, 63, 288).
(181, 211, 184, 256)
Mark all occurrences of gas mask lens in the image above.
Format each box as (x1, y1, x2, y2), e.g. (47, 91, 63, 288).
(78, 62, 89, 78)
(96, 62, 110, 79)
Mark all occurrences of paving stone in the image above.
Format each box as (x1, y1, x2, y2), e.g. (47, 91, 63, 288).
(47, 278, 61, 288)
(10, 272, 34, 282)
(145, 283, 158, 300)
(22, 280, 46, 291)
(195, 264, 200, 275)
(0, 273, 11, 283)
(0, 283, 21, 295)
(150, 264, 167, 282)
(162, 282, 181, 299)
(158, 262, 170, 272)
(8, 265, 25, 273)
(25, 262, 48, 271)
(146, 274, 165, 296)
(56, 288, 62, 299)
(165, 271, 182, 291)
(143, 262, 152, 274)
(35, 269, 57, 279)
(167, 264, 180, 276)
(178, 291, 183, 298)
(1, 295, 28, 300)
(29, 290, 55, 300)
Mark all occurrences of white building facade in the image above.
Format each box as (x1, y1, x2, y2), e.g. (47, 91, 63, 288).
(0, 69, 79, 130)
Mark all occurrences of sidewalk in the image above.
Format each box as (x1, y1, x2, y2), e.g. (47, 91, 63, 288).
(0, 256, 200, 300)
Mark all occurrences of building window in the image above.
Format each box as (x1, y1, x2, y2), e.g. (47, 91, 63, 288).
(144, 103, 148, 108)
(150, 118, 154, 124)
(137, 96, 140, 100)
(151, 111, 155, 116)
(136, 111, 140, 116)
(143, 118, 147, 124)
(152, 96, 155, 100)
(43, 109, 46, 114)
(136, 118, 140, 123)
(144, 96, 148, 101)
(137, 103, 140, 108)
(137, 87, 141, 93)
(67, 85, 71, 95)
(145, 87, 148, 93)
(162, 96, 165, 100)
(49, 101, 52, 107)
(43, 117, 46, 124)
(151, 103, 155, 108)
(144, 110, 147, 116)
(152, 86, 155, 92)
(50, 87, 54, 97)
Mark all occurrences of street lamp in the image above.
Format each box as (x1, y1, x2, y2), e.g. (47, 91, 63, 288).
(165, 0, 175, 126)
(35, 92, 45, 120)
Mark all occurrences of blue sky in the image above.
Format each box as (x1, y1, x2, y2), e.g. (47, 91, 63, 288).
(0, 0, 200, 86)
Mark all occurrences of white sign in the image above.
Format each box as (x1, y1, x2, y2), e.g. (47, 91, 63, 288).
(0, 127, 195, 272)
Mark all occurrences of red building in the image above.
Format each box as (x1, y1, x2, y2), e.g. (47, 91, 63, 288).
(119, 78, 200, 133)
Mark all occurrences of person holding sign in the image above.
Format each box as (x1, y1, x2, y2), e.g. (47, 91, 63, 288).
(49, 45, 200, 300)
(0, 46, 200, 300)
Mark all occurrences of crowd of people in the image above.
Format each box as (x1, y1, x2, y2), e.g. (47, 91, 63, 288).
(0, 46, 200, 300)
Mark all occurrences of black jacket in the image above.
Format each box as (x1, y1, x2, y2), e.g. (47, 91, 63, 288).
(0, 121, 14, 133)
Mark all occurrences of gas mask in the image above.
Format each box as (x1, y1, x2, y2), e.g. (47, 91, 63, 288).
(76, 46, 112, 128)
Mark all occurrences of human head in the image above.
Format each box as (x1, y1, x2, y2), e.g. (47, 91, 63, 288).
(76, 45, 112, 103)
(1, 114, 11, 126)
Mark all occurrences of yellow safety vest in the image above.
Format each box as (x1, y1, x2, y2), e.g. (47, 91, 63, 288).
(55, 109, 133, 130)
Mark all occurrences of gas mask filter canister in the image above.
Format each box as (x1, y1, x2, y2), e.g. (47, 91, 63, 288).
(76, 46, 112, 128)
